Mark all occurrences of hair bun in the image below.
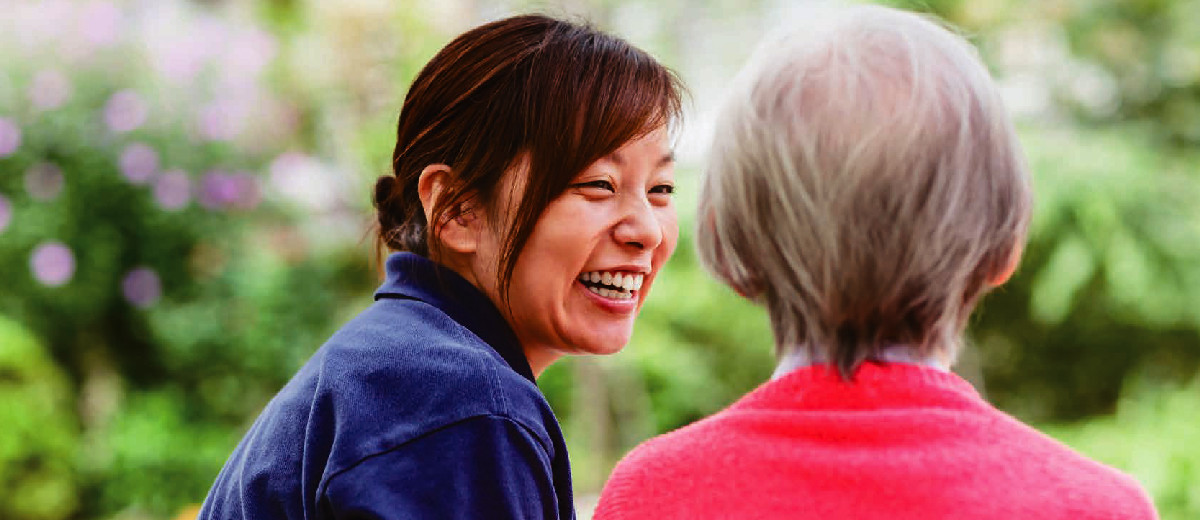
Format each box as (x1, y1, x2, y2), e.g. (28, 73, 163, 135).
(374, 175, 397, 207)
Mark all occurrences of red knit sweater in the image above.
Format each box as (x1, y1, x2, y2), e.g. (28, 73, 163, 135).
(594, 363, 1157, 520)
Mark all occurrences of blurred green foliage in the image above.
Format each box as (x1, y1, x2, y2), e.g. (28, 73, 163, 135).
(1, 0, 1198, 519)
(0, 317, 77, 520)
(1044, 374, 1200, 519)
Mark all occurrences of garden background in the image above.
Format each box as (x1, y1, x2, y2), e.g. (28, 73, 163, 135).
(1, 0, 1198, 518)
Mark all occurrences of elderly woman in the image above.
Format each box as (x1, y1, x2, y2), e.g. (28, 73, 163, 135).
(595, 5, 1157, 520)
(200, 15, 681, 519)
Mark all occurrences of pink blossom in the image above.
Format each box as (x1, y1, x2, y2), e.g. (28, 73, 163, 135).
(25, 163, 64, 201)
(198, 170, 238, 209)
(79, 1, 122, 48)
(30, 241, 76, 287)
(153, 169, 191, 211)
(197, 170, 261, 211)
(119, 143, 159, 184)
(218, 27, 277, 90)
(196, 97, 250, 142)
(104, 90, 148, 133)
(0, 117, 20, 158)
(29, 69, 73, 111)
(269, 152, 339, 211)
(231, 172, 262, 210)
(10, 0, 73, 53)
(122, 267, 162, 308)
(143, 9, 225, 84)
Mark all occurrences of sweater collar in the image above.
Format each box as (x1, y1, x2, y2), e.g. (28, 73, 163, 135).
(771, 345, 951, 380)
(741, 362, 985, 413)
(373, 252, 535, 384)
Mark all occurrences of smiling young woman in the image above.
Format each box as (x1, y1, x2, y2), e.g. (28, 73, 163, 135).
(198, 14, 683, 520)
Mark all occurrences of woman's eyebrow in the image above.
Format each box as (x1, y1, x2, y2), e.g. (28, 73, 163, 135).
(605, 150, 675, 166)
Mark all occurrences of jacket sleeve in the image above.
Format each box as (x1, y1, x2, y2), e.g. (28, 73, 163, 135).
(322, 414, 563, 520)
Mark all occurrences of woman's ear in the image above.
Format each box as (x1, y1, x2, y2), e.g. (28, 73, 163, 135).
(417, 164, 480, 255)
(987, 244, 1024, 287)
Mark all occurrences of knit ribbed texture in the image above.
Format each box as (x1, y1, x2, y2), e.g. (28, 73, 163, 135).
(595, 363, 1157, 520)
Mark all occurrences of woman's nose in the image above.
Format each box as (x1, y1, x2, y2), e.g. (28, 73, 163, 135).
(613, 198, 664, 250)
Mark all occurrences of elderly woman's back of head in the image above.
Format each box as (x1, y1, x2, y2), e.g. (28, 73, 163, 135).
(697, 5, 1032, 377)
(594, 6, 1158, 520)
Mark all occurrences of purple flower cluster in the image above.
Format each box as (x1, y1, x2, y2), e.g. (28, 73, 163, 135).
(122, 267, 162, 308)
(1, 0, 305, 304)
(104, 90, 148, 133)
(0, 117, 20, 157)
(119, 143, 159, 185)
(154, 169, 192, 211)
(30, 69, 73, 111)
(30, 241, 76, 287)
(199, 171, 261, 211)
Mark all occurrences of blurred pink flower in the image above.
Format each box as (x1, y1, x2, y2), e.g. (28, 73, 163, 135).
(219, 27, 277, 90)
(197, 97, 250, 142)
(0, 117, 20, 157)
(0, 194, 11, 233)
(198, 170, 262, 211)
(269, 152, 339, 211)
(199, 170, 238, 209)
(29, 69, 73, 111)
(154, 169, 191, 211)
(10, 0, 73, 52)
(119, 142, 159, 184)
(143, 9, 226, 85)
(104, 90, 148, 133)
(25, 163, 64, 201)
(232, 172, 262, 210)
(31, 241, 76, 287)
(80, 1, 122, 48)
(122, 267, 162, 308)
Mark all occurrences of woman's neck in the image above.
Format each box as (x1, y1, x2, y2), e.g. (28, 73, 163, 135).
(772, 344, 951, 380)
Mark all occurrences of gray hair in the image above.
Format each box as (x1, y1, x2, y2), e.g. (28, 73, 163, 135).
(697, 4, 1032, 377)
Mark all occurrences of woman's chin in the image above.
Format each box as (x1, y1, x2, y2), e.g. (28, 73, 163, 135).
(570, 331, 633, 357)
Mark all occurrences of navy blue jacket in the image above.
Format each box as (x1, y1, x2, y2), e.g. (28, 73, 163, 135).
(199, 253, 574, 519)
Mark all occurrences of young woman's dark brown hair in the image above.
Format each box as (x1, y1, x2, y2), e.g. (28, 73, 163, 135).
(376, 14, 682, 297)
(201, 14, 684, 520)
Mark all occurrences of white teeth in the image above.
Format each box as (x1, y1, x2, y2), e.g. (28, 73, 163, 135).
(585, 283, 634, 300)
(579, 271, 646, 296)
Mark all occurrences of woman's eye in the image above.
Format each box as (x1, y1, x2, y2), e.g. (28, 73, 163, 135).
(576, 180, 615, 192)
(650, 184, 675, 195)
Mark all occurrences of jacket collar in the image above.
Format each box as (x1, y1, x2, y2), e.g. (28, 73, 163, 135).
(374, 252, 535, 383)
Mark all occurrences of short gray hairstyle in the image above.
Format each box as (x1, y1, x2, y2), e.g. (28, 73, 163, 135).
(697, 4, 1032, 377)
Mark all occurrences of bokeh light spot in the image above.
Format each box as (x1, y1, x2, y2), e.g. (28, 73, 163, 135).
(119, 142, 159, 184)
(122, 267, 162, 308)
(0, 117, 20, 157)
(154, 169, 191, 211)
(29, 69, 73, 111)
(30, 241, 76, 287)
(104, 90, 148, 133)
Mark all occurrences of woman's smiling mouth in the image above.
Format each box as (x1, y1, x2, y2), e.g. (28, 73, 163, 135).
(577, 270, 645, 300)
